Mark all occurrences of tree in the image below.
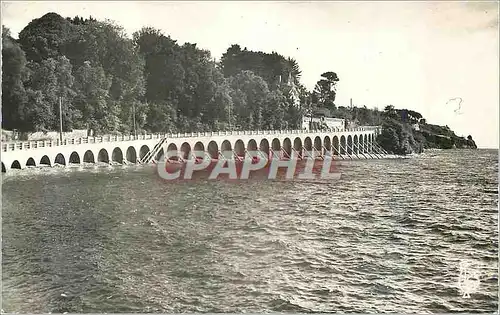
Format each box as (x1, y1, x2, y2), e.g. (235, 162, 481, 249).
(15, 13, 146, 134)
(220, 45, 302, 90)
(2, 27, 30, 131)
(71, 19, 146, 132)
(286, 57, 301, 83)
(220, 44, 243, 78)
(18, 12, 76, 62)
(262, 89, 286, 130)
(134, 28, 237, 132)
(312, 71, 339, 112)
(202, 65, 233, 130)
(383, 105, 398, 120)
(228, 70, 270, 130)
(23, 56, 78, 132)
(144, 101, 177, 133)
(377, 117, 418, 155)
(407, 109, 423, 124)
(133, 27, 183, 104)
(72, 61, 113, 133)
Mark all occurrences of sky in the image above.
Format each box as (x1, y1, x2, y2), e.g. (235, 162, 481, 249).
(2, 1, 499, 148)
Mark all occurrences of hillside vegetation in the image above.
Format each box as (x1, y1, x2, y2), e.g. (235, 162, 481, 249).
(324, 105, 478, 154)
(2, 13, 477, 153)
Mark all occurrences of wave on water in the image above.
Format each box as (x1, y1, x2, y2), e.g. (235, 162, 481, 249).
(1, 149, 498, 313)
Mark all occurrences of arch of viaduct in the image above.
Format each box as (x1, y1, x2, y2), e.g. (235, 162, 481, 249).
(1, 128, 382, 172)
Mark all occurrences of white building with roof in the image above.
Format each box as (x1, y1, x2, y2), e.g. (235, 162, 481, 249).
(301, 115, 345, 131)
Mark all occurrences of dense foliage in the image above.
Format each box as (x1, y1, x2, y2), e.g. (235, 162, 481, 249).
(2, 13, 477, 152)
(2, 13, 308, 135)
(328, 104, 477, 154)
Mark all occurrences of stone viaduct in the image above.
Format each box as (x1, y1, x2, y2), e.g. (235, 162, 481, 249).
(1, 127, 386, 173)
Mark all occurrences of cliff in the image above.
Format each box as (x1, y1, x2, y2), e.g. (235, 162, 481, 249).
(417, 124, 477, 150)
(375, 107, 477, 155)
